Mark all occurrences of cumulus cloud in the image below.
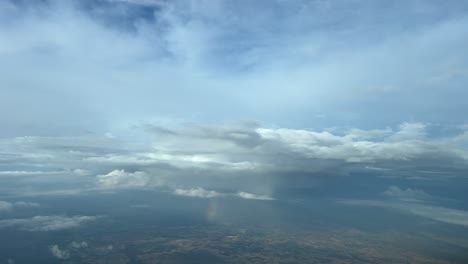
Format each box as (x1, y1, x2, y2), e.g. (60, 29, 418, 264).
(0, 215, 98, 231)
(173, 188, 220, 198)
(49, 245, 70, 260)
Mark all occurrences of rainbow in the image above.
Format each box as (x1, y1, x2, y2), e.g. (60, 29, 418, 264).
(206, 198, 217, 222)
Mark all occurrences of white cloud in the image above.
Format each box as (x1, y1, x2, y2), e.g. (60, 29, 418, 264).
(172, 188, 274, 200)
(173, 188, 220, 198)
(0, 215, 98, 231)
(97, 170, 161, 189)
(237, 192, 274, 201)
(49, 245, 70, 260)
(255, 125, 438, 163)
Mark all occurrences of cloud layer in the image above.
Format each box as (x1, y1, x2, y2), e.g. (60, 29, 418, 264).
(0, 121, 467, 198)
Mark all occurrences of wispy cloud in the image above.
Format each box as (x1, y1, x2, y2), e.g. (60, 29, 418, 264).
(0, 215, 99, 231)
(340, 186, 468, 227)
(0, 201, 40, 211)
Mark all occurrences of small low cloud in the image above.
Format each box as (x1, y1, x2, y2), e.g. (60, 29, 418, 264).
(13, 201, 41, 207)
(0, 215, 98, 231)
(49, 245, 70, 260)
(71, 241, 88, 249)
(0, 201, 13, 211)
(237, 192, 274, 200)
(0, 201, 40, 211)
(173, 188, 220, 198)
(382, 186, 431, 202)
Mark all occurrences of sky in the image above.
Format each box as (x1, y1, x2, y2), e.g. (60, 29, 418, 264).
(1, 0, 468, 232)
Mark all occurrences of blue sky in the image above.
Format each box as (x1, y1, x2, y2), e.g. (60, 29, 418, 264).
(1, 0, 468, 227)
(1, 0, 468, 136)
